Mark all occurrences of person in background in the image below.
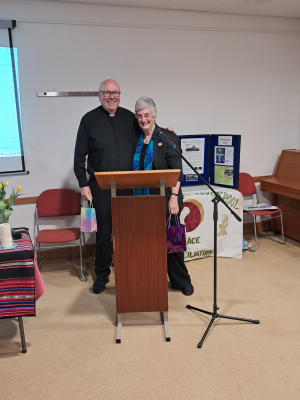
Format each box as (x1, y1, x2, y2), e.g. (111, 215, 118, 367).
(133, 96, 194, 296)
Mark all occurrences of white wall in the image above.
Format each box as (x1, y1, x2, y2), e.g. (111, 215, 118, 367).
(1, 0, 300, 235)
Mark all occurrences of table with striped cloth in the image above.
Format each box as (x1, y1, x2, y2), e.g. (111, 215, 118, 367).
(0, 229, 36, 319)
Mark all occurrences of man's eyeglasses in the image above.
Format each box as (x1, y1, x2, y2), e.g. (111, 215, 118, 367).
(99, 91, 121, 98)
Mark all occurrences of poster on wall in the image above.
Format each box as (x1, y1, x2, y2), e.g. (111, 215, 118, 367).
(182, 138, 205, 175)
(214, 146, 234, 166)
(214, 166, 234, 186)
(178, 135, 210, 186)
(210, 135, 241, 189)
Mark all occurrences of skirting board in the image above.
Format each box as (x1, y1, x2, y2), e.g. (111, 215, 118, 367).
(39, 221, 272, 262)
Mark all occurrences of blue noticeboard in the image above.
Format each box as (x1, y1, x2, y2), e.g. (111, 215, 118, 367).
(209, 135, 241, 189)
(178, 135, 210, 186)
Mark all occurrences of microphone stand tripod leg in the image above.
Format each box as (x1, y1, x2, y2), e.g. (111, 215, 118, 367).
(217, 314, 260, 324)
(198, 315, 217, 349)
(186, 304, 213, 317)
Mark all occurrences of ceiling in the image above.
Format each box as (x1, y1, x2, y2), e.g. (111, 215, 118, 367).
(32, 0, 300, 19)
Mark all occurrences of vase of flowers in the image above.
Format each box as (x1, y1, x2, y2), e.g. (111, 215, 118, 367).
(0, 181, 22, 249)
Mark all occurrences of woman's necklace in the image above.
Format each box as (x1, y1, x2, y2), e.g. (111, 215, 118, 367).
(144, 134, 152, 144)
(143, 127, 154, 144)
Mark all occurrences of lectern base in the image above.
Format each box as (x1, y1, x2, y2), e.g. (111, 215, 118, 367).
(116, 313, 122, 344)
(160, 311, 171, 342)
(115, 312, 171, 343)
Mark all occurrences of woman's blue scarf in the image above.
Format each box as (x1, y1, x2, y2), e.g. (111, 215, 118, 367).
(133, 131, 154, 195)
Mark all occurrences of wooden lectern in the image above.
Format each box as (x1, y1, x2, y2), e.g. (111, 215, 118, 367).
(94, 170, 180, 343)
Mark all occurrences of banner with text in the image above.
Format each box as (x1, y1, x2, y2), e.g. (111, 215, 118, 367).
(181, 189, 243, 261)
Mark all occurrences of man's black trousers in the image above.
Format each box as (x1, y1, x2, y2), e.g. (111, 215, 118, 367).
(89, 178, 113, 280)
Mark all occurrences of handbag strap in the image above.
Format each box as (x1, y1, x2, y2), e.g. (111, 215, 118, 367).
(167, 214, 171, 227)
(167, 214, 180, 227)
(82, 200, 93, 209)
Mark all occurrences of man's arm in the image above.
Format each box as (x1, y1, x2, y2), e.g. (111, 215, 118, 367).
(74, 117, 92, 200)
(81, 186, 92, 201)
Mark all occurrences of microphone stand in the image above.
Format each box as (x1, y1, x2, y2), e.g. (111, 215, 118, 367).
(156, 130, 259, 348)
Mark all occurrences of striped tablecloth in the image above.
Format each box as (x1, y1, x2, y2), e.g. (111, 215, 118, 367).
(0, 229, 37, 318)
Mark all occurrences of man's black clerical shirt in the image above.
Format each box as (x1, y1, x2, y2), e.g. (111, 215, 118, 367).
(74, 106, 139, 188)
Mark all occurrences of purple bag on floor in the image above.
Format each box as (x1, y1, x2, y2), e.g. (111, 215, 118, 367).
(166, 214, 187, 254)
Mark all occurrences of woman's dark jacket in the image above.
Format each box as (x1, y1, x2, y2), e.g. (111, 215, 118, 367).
(134, 124, 184, 213)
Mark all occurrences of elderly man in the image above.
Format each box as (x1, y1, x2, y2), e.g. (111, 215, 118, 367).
(74, 79, 139, 293)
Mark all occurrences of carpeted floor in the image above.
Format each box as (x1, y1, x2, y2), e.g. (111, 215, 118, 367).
(1, 237, 300, 400)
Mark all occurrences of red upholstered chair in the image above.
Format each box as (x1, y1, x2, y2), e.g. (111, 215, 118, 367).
(239, 173, 285, 251)
(34, 189, 87, 281)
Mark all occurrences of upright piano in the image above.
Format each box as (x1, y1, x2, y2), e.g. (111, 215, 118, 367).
(261, 149, 300, 241)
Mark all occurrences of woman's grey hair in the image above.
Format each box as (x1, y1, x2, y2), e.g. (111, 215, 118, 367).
(135, 97, 157, 117)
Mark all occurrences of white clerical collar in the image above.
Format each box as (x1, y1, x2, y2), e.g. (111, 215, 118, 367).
(109, 113, 115, 117)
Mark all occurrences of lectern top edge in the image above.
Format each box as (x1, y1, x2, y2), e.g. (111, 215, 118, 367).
(94, 169, 180, 190)
(94, 170, 180, 176)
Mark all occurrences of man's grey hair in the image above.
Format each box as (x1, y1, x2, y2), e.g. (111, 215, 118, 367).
(135, 97, 157, 117)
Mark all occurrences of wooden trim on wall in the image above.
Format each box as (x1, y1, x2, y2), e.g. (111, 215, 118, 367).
(5, 196, 39, 205)
(5, 175, 273, 205)
(253, 175, 273, 183)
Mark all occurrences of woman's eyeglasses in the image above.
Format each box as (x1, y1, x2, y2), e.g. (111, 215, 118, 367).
(137, 113, 152, 120)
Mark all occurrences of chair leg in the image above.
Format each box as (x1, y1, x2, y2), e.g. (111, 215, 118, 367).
(247, 213, 258, 252)
(79, 235, 87, 282)
(280, 211, 285, 245)
(18, 317, 27, 354)
(258, 212, 285, 245)
(38, 243, 41, 270)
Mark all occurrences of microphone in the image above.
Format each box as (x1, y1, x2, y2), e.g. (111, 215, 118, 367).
(155, 129, 177, 149)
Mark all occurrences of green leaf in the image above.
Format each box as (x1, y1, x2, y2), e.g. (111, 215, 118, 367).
(0, 201, 6, 212)
(0, 190, 5, 202)
(8, 189, 16, 208)
(8, 188, 15, 201)
(3, 210, 11, 222)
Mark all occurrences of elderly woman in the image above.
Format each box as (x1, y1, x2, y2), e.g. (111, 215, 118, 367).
(133, 97, 194, 296)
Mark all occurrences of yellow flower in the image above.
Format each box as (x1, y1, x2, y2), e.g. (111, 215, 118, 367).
(0, 184, 2, 189)
(17, 185, 22, 192)
(4, 181, 9, 186)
